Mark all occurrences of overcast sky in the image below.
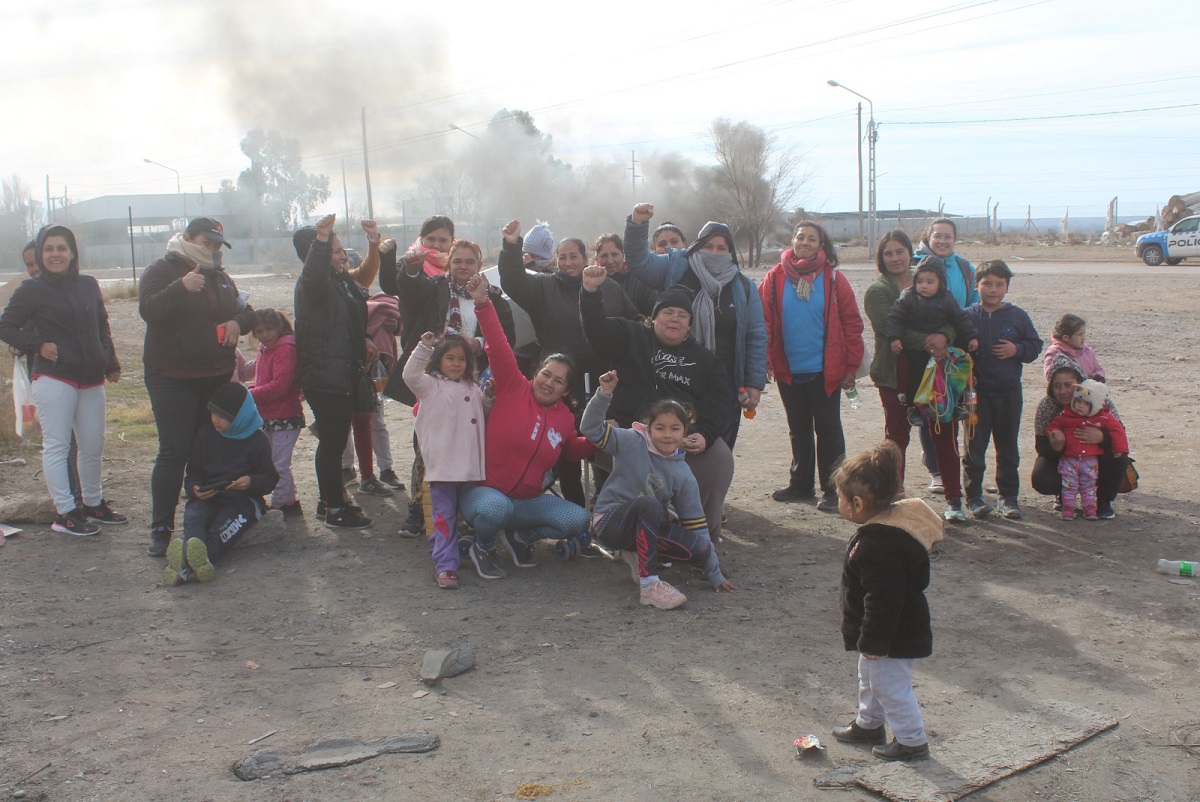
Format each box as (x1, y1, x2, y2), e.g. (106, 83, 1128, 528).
(6, 0, 1198, 222)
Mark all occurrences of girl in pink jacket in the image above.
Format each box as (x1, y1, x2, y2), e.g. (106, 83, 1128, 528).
(247, 309, 304, 516)
(403, 326, 487, 589)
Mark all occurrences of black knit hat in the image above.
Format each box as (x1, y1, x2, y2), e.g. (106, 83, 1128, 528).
(208, 382, 249, 422)
(651, 285, 695, 318)
(913, 255, 948, 292)
(293, 226, 318, 262)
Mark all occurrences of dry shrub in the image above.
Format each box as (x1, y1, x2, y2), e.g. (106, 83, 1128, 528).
(101, 281, 139, 302)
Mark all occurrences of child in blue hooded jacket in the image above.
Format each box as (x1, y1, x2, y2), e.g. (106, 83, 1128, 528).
(166, 382, 279, 585)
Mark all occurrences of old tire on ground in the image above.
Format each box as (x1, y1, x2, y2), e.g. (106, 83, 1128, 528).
(1142, 245, 1165, 266)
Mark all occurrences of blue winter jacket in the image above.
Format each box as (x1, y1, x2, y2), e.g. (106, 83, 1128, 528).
(965, 301, 1043, 393)
(623, 216, 768, 392)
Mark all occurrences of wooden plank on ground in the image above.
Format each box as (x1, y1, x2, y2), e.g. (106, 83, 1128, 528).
(852, 701, 1117, 802)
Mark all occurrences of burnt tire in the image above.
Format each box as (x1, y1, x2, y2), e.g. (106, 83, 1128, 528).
(1141, 245, 1165, 266)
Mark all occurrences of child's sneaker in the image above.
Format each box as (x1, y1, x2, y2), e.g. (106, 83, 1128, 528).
(82, 500, 127, 525)
(163, 537, 189, 585)
(995, 498, 1022, 520)
(966, 497, 992, 519)
(500, 530, 537, 568)
(640, 579, 687, 610)
(52, 509, 100, 537)
(378, 468, 405, 490)
(906, 407, 924, 427)
(621, 549, 641, 583)
(358, 477, 394, 497)
(398, 509, 424, 538)
(185, 537, 217, 582)
(435, 570, 459, 589)
(276, 500, 304, 518)
(943, 499, 967, 522)
(1061, 506, 1076, 521)
(928, 474, 943, 492)
(1084, 508, 1099, 521)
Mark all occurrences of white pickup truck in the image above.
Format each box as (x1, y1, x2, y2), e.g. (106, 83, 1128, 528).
(1135, 215, 1200, 266)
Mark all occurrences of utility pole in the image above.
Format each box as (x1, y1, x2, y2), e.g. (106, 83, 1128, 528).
(361, 107, 375, 220)
(45, 175, 51, 224)
(856, 103, 863, 240)
(627, 150, 641, 200)
(342, 159, 351, 239)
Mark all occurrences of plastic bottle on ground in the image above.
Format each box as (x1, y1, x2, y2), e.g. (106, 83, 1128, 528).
(1156, 559, 1196, 577)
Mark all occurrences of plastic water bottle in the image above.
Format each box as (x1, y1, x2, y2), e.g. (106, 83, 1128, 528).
(845, 386, 861, 411)
(1157, 559, 1197, 577)
(738, 387, 756, 419)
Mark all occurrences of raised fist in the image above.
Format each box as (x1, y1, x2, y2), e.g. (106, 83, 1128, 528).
(581, 264, 607, 293)
(632, 203, 654, 224)
(502, 220, 521, 244)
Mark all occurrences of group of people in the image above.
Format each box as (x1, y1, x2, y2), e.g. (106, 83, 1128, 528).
(1, 206, 1136, 761)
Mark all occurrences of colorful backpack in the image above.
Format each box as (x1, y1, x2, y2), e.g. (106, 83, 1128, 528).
(913, 347, 974, 425)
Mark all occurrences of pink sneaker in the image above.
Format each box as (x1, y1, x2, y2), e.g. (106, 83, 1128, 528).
(621, 549, 640, 583)
(640, 579, 686, 610)
(436, 570, 459, 589)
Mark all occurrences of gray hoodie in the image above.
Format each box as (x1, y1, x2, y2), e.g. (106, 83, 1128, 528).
(581, 391, 726, 587)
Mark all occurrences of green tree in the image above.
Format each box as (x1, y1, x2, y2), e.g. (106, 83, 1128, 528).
(223, 129, 330, 233)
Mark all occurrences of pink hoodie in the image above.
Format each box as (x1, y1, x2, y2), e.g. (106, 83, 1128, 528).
(248, 334, 302, 421)
(1043, 338, 1105, 381)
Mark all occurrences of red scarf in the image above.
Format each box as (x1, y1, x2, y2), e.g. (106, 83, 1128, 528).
(780, 248, 827, 283)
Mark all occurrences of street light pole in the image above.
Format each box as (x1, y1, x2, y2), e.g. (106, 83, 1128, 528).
(827, 80, 877, 256)
(448, 123, 482, 141)
(144, 158, 186, 223)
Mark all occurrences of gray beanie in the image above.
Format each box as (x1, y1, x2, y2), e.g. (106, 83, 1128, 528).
(523, 222, 555, 262)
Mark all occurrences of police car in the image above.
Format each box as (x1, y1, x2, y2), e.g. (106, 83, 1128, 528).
(1135, 214, 1200, 266)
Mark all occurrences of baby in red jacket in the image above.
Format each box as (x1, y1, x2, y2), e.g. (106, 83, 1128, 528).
(1046, 379, 1128, 520)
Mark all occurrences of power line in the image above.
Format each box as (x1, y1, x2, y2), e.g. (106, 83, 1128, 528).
(887, 101, 1200, 125)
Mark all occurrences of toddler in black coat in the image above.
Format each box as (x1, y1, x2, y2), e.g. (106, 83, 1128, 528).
(831, 441, 944, 761)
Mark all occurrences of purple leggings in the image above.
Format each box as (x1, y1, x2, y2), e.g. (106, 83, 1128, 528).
(428, 482, 464, 573)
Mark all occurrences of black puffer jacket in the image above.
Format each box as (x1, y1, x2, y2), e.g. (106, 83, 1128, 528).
(884, 256, 978, 345)
(841, 523, 933, 659)
(139, 251, 256, 378)
(378, 250, 517, 406)
(497, 237, 638, 380)
(0, 232, 119, 385)
(294, 238, 369, 395)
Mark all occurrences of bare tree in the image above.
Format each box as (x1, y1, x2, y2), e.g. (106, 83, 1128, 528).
(0, 174, 45, 259)
(414, 163, 478, 225)
(708, 118, 805, 268)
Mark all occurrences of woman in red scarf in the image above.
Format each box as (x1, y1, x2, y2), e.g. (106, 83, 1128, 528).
(760, 221, 864, 511)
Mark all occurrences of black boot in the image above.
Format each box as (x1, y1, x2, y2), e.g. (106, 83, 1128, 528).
(872, 739, 929, 761)
(832, 720, 886, 744)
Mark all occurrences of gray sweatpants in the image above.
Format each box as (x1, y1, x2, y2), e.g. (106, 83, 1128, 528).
(855, 654, 927, 746)
(32, 376, 106, 515)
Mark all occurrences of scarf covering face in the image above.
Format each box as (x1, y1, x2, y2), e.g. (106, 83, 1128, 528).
(167, 232, 220, 269)
(218, 392, 264, 440)
(780, 248, 829, 301)
(687, 250, 739, 353)
(409, 237, 448, 276)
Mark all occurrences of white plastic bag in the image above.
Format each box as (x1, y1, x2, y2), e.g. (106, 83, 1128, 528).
(12, 358, 38, 438)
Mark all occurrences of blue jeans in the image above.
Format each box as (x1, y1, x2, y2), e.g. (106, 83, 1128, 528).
(459, 485, 588, 551)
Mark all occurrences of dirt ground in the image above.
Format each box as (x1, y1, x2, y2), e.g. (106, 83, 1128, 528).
(2, 255, 1199, 802)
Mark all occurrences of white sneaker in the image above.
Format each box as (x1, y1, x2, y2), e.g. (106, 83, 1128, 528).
(928, 474, 944, 492)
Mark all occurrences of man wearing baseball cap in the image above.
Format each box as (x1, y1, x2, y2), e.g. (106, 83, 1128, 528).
(184, 217, 233, 249)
